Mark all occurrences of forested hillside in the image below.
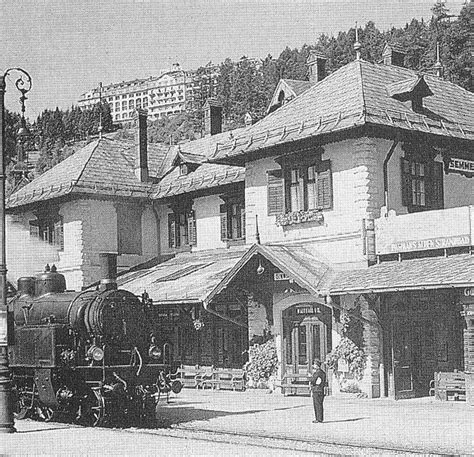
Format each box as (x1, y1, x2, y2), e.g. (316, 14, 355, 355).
(5, 1, 471, 186)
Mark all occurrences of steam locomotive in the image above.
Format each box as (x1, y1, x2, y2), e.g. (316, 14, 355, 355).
(8, 254, 181, 427)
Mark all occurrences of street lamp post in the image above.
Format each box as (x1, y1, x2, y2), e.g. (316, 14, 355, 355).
(0, 68, 32, 434)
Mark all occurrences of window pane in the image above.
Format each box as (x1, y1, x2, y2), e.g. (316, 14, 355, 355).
(298, 325, 307, 365)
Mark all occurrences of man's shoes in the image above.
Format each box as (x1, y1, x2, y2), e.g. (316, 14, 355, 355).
(312, 420, 321, 423)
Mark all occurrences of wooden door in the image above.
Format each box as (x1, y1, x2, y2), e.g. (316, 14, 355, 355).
(392, 322, 416, 399)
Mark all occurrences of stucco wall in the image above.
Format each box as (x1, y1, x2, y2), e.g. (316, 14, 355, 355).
(245, 138, 382, 268)
(194, 195, 227, 251)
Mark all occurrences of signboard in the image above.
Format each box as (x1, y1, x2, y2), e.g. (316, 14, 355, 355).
(388, 235, 471, 254)
(295, 305, 322, 315)
(461, 288, 474, 305)
(274, 272, 290, 281)
(448, 158, 474, 175)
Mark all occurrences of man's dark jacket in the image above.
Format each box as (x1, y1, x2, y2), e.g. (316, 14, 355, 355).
(310, 368, 327, 394)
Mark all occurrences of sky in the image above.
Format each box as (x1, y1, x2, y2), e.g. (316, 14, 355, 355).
(0, 0, 466, 120)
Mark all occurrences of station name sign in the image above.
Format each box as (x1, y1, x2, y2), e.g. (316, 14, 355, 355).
(448, 158, 474, 175)
(389, 234, 471, 254)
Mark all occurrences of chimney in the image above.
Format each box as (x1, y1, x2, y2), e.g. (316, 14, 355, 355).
(382, 43, 406, 67)
(203, 98, 223, 136)
(134, 108, 149, 182)
(307, 51, 327, 84)
(98, 253, 117, 290)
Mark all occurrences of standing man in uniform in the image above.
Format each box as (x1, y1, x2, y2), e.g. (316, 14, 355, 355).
(310, 359, 327, 423)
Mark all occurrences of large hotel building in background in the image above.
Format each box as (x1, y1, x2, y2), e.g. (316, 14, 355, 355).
(77, 63, 219, 123)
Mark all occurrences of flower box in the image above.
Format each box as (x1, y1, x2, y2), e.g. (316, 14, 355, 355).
(275, 209, 324, 227)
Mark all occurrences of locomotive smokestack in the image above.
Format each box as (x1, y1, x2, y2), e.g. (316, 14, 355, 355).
(98, 253, 117, 290)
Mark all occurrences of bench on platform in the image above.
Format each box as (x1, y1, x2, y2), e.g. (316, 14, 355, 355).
(201, 368, 246, 391)
(281, 373, 311, 396)
(429, 371, 466, 401)
(173, 365, 204, 388)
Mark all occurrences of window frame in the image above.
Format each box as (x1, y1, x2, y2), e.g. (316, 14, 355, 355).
(168, 205, 196, 249)
(401, 152, 444, 213)
(220, 195, 245, 242)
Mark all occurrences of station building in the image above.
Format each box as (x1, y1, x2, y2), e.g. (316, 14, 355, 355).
(7, 45, 474, 401)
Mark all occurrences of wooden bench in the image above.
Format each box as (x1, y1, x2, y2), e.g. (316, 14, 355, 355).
(201, 368, 246, 391)
(281, 373, 311, 396)
(173, 365, 202, 388)
(430, 371, 466, 401)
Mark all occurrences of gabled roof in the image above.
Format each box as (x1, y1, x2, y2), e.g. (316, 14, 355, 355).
(151, 128, 247, 199)
(7, 138, 169, 209)
(212, 59, 474, 164)
(205, 243, 333, 306)
(267, 79, 313, 114)
(283, 79, 313, 97)
(150, 163, 244, 199)
(117, 247, 248, 304)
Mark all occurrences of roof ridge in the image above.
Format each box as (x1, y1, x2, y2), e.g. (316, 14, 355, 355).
(72, 139, 101, 190)
(356, 60, 367, 123)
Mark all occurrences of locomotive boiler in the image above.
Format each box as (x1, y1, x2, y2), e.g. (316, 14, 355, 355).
(8, 254, 180, 426)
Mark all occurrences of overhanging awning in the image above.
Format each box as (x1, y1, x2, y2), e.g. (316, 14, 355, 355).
(330, 253, 474, 295)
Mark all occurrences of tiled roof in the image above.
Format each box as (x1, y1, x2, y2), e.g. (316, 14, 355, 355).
(151, 128, 247, 198)
(282, 79, 312, 97)
(330, 253, 474, 294)
(212, 60, 474, 163)
(205, 243, 334, 305)
(7, 138, 169, 209)
(117, 247, 248, 303)
(150, 163, 244, 199)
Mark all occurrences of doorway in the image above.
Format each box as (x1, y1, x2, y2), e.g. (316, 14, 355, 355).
(283, 304, 331, 374)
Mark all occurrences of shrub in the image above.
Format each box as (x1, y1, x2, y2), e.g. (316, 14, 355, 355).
(326, 336, 366, 381)
(245, 339, 278, 386)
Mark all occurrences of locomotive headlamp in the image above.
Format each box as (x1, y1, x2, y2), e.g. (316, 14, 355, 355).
(148, 345, 162, 360)
(87, 345, 104, 362)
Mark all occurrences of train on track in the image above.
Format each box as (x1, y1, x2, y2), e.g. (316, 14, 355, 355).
(8, 253, 181, 427)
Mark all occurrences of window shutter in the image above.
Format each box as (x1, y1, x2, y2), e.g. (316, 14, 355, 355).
(267, 169, 284, 215)
(220, 204, 228, 241)
(188, 210, 197, 246)
(316, 163, 332, 209)
(431, 161, 444, 210)
(29, 222, 40, 238)
(168, 213, 176, 248)
(53, 218, 64, 251)
(401, 158, 411, 207)
(241, 208, 246, 239)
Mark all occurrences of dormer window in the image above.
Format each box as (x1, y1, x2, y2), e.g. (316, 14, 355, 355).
(180, 163, 188, 176)
(387, 75, 434, 113)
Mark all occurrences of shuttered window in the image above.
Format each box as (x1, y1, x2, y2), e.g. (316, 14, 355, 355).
(168, 208, 196, 248)
(220, 200, 245, 241)
(401, 158, 443, 212)
(29, 214, 64, 251)
(269, 159, 332, 214)
(267, 169, 284, 215)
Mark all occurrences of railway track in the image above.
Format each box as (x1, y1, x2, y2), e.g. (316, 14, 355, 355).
(122, 424, 437, 456)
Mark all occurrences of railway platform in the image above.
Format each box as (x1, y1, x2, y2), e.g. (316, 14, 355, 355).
(3, 389, 473, 455)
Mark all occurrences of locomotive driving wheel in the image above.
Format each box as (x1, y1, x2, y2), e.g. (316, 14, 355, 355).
(76, 387, 106, 427)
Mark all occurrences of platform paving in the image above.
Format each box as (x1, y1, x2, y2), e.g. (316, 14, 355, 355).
(2, 389, 473, 456)
(159, 388, 473, 455)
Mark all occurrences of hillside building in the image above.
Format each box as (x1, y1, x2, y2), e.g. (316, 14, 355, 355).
(78, 63, 219, 123)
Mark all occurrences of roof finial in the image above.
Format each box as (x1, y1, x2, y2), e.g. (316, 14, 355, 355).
(98, 82, 103, 139)
(433, 41, 444, 78)
(354, 22, 361, 61)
